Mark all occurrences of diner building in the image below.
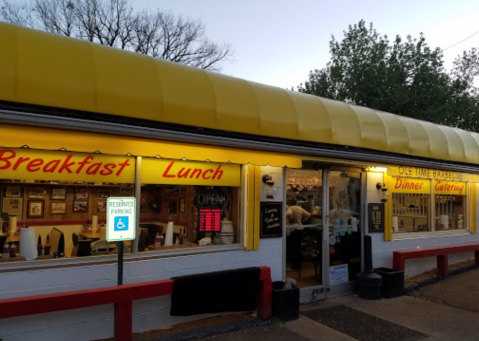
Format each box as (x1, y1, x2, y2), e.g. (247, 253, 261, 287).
(0, 22, 479, 340)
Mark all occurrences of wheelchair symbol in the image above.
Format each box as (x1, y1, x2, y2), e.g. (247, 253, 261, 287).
(114, 216, 129, 231)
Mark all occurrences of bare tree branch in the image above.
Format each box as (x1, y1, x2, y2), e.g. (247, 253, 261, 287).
(0, 0, 232, 71)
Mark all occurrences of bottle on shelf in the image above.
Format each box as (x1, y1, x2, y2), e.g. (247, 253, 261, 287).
(159, 234, 164, 246)
(179, 228, 187, 245)
(154, 233, 162, 249)
(37, 235, 43, 256)
(9, 242, 16, 258)
(2, 243, 10, 259)
(44, 234, 51, 256)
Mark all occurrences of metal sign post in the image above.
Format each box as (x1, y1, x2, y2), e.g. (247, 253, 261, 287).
(107, 197, 136, 286)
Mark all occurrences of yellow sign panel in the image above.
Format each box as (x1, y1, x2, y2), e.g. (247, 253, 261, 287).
(0, 148, 135, 183)
(142, 159, 240, 186)
(391, 177, 430, 194)
(434, 180, 466, 196)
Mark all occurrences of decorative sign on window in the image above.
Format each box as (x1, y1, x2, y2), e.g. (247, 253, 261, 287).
(368, 203, 384, 233)
(260, 202, 283, 238)
(329, 264, 349, 285)
(194, 188, 226, 233)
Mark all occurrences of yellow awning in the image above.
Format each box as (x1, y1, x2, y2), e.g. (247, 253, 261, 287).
(1, 22, 479, 165)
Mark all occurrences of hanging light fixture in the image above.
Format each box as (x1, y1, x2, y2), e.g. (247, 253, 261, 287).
(262, 174, 278, 199)
(376, 182, 390, 202)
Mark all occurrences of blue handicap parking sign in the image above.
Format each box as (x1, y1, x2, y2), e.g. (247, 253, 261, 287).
(114, 216, 129, 231)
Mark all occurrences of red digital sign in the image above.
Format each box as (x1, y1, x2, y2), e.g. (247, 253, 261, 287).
(198, 208, 221, 232)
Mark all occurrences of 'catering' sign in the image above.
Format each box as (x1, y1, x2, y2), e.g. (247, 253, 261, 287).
(142, 159, 240, 186)
(434, 180, 466, 195)
(0, 148, 134, 183)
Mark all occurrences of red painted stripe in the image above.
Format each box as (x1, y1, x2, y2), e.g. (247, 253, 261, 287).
(17, 219, 188, 227)
(18, 220, 88, 227)
(0, 279, 174, 319)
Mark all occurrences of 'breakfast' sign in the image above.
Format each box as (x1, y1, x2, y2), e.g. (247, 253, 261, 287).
(0, 148, 134, 183)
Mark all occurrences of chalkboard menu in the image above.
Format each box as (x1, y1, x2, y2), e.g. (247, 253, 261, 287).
(368, 203, 385, 233)
(260, 202, 283, 238)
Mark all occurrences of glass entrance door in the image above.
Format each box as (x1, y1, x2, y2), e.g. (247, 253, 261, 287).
(327, 170, 363, 296)
(285, 166, 364, 301)
(285, 168, 326, 302)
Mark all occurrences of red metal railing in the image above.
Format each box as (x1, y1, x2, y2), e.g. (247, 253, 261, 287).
(0, 266, 272, 341)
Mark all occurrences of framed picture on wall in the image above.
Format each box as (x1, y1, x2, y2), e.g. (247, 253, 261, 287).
(51, 202, 66, 214)
(74, 188, 89, 199)
(120, 186, 134, 195)
(5, 187, 21, 197)
(27, 200, 44, 218)
(73, 201, 88, 212)
(98, 189, 111, 199)
(29, 187, 44, 199)
(2, 198, 23, 218)
(180, 198, 186, 213)
(97, 201, 107, 213)
(51, 188, 66, 200)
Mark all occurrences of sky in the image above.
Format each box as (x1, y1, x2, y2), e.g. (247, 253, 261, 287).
(129, 0, 479, 89)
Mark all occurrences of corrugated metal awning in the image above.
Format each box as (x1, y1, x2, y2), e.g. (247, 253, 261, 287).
(1, 22, 479, 166)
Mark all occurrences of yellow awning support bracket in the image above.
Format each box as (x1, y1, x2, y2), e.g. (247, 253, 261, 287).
(471, 183, 477, 234)
(245, 165, 261, 251)
(383, 172, 393, 241)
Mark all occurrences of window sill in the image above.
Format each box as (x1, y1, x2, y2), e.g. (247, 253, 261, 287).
(0, 244, 244, 274)
(392, 229, 471, 241)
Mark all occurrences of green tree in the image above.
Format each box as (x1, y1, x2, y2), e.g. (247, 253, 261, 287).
(298, 20, 479, 131)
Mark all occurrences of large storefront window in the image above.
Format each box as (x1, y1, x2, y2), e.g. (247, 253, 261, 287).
(391, 177, 431, 233)
(434, 180, 467, 230)
(0, 149, 244, 264)
(138, 158, 241, 252)
(0, 148, 135, 262)
(391, 176, 469, 234)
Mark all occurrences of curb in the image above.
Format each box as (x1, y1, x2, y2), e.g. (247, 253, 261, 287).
(404, 264, 478, 295)
(144, 317, 272, 341)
